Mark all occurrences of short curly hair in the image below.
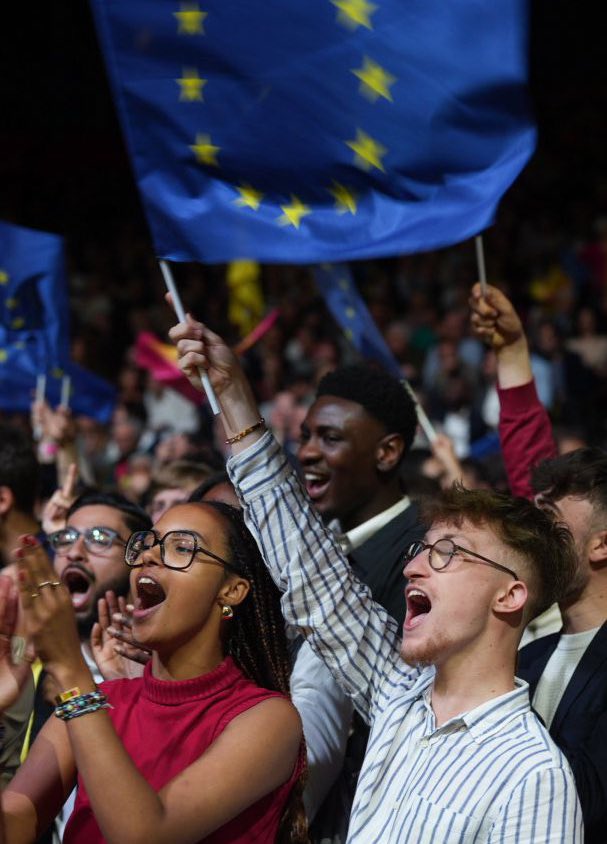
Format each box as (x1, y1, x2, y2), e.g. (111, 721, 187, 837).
(421, 484, 577, 621)
(316, 364, 417, 455)
(532, 447, 607, 524)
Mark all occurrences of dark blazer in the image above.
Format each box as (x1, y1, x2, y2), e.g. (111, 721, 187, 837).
(349, 500, 424, 628)
(518, 622, 607, 844)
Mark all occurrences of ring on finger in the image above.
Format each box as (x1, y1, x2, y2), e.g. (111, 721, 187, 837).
(37, 581, 62, 589)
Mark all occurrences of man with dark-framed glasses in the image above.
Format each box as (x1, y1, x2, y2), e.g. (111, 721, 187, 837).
(49, 491, 151, 640)
(231, 439, 585, 841)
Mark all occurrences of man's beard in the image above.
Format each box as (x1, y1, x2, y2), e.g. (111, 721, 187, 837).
(76, 574, 130, 638)
(400, 631, 449, 669)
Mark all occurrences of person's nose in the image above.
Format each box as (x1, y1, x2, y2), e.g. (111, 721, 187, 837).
(403, 546, 431, 580)
(66, 533, 87, 561)
(297, 434, 321, 464)
(140, 542, 162, 568)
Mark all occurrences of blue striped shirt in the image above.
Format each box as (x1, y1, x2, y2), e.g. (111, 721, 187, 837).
(228, 433, 583, 843)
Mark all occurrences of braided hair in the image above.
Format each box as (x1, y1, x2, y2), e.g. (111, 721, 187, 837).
(202, 501, 309, 844)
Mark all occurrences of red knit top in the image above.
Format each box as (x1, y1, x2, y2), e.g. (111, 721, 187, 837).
(63, 657, 301, 843)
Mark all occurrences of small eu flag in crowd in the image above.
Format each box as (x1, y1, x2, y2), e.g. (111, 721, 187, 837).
(314, 263, 401, 376)
(0, 221, 116, 422)
(0, 220, 69, 370)
(91, 0, 536, 264)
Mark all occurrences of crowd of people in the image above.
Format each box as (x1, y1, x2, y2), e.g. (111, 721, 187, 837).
(0, 276, 606, 842)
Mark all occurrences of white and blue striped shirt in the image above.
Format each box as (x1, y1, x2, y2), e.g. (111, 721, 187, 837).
(228, 433, 583, 843)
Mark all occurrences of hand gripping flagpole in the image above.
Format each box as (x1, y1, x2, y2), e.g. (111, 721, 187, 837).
(159, 260, 221, 416)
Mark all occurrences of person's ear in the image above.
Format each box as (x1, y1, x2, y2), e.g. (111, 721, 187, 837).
(0, 486, 15, 517)
(217, 575, 250, 609)
(493, 580, 528, 618)
(588, 530, 607, 564)
(376, 433, 405, 474)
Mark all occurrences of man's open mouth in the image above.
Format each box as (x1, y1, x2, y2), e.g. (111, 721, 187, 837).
(61, 567, 94, 612)
(404, 588, 432, 631)
(303, 471, 331, 500)
(134, 575, 167, 617)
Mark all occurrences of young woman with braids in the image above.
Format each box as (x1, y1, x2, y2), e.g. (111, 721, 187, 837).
(0, 501, 308, 844)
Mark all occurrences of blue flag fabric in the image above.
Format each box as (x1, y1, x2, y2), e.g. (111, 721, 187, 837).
(0, 221, 116, 423)
(0, 221, 70, 369)
(314, 263, 401, 376)
(92, 0, 536, 264)
(0, 356, 117, 425)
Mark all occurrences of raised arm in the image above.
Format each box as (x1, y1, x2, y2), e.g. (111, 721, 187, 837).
(469, 283, 557, 499)
(170, 316, 415, 718)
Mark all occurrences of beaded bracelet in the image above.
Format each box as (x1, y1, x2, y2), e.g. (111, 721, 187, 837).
(225, 418, 266, 445)
(54, 689, 111, 721)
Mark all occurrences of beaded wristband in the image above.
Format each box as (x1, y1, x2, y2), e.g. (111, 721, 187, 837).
(225, 418, 266, 445)
(54, 690, 111, 721)
(58, 701, 111, 721)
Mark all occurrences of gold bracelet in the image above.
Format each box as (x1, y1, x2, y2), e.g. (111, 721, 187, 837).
(225, 418, 266, 445)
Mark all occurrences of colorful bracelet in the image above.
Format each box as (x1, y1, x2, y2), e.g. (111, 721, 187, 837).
(54, 689, 111, 721)
(225, 418, 266, 445)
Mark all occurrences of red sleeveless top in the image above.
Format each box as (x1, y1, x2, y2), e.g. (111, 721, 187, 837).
(63, 657, 302, 843)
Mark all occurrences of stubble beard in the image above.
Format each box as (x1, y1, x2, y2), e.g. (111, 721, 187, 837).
(400, 629, 450, 669)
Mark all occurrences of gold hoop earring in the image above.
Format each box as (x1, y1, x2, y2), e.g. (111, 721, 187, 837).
(221, 605, 234, 620)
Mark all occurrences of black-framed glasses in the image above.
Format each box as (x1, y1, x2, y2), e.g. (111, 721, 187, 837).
(125, 529, 233, 572)
(48, 526, 127, 556)
(404, 538, 519, 580)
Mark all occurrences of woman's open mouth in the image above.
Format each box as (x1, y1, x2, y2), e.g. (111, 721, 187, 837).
(133, 575, 167, 620)
(404, 588, 432, 632)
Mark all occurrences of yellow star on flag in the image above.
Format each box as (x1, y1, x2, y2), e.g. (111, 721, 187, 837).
(0, 349, 6, 362)
(0, 270, 8, 284)
(234, 185, 264, 211)
(5, 297, 18, 309)
(345, 306, 356, 319)
(344, 328, 354, 341)
(346, 129, 387, 172)
(51, 366, 64, 378)
(352, 57, 396, 102)
(190, 133, 220, 166)
(176, 68, 207, 101)
(174, 3, 207, 35)
(338, 278, 350, 290)
(328, 182, 357, 215)
(331, 0, 377, 30)
(277, 196, 311, 229)
(11, 317, 25, 329)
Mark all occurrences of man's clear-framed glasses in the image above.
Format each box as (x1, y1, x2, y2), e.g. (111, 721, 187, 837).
(48, 526, 127, 556)
(404, 538, 519, 580)
(125, 529, 232, 572)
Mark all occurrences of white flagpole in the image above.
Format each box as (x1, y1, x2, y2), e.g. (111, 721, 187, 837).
(33, 374, 46, 441)
(60, 375, 71, 409)
(475, 235, 488, 298)
(158, 259, 221, 416)
(402, 381, 437, 444)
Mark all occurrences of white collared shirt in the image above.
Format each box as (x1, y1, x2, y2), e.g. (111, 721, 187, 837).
(229, 432, 583, 843)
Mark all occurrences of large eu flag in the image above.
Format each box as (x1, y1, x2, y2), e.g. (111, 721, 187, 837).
(92, 0, 536, 263)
